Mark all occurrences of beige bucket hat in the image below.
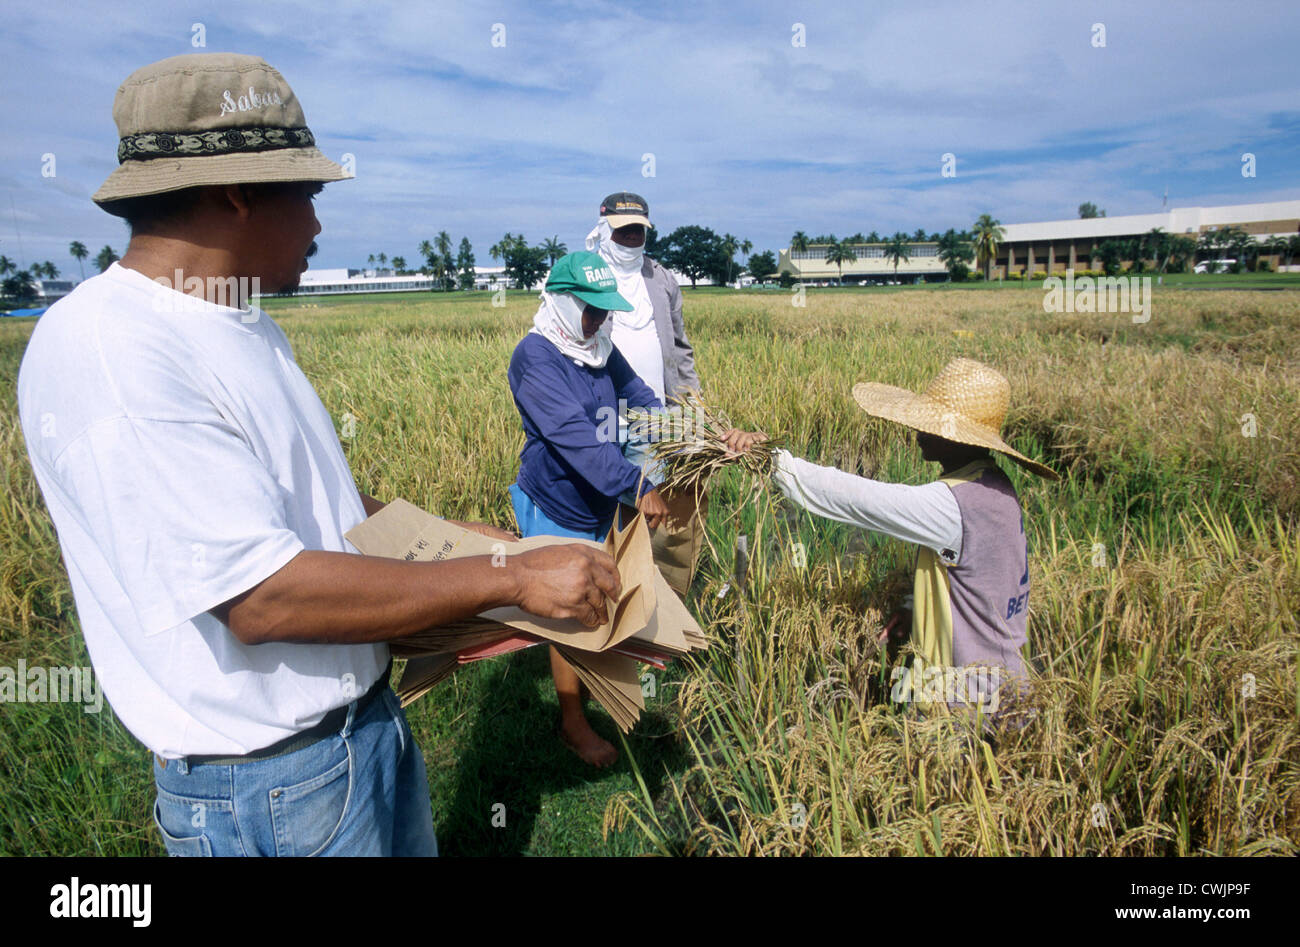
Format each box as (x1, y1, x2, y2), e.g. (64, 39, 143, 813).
(93, 53, 348, 214)
(852, 358, 1059, 480)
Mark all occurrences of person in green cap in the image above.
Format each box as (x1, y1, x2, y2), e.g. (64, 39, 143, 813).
(507, 250, 671, 766)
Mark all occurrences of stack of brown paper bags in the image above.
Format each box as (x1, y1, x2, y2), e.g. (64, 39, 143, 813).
(344, 499, 707, 731)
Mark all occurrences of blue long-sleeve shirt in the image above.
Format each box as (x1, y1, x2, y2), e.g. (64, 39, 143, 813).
(508, 332, 663, 532)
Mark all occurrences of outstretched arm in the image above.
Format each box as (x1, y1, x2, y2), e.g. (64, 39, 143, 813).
(771, 449, 963, 561)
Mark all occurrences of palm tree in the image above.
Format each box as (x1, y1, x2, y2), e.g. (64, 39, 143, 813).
(740, 238, 753, 269)
(884, 232, 912, 281)
(1223, 227, 1256, 271)
(392, 256, 407, 274)
(377, 252, 388, 272)
(94, 245, 119, 273)
(435, 231, 454, 290)
(866, 230, 881, 244)
(1143, 227, 1172, 273)
(541, 236, 567, 266)
(1168, 235, 1197, 273)
(790, 231, 809, 256)
(0, 255, 14, 277)
(912, 227, 927, 242)
(720, 233, 741, 284)
(40, 261, 58, 279)
(971, 214, 1005, 281)
(69, 241, 88, 281)
(823, 238, 857, 286)
(937, 229, 972, 280)
(1, 270, 38, 304)
(422, 251, 446, 291)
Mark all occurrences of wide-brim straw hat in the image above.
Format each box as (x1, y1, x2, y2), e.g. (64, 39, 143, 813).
(851, 358, 1059, 480)
(93, 53, 348, 213)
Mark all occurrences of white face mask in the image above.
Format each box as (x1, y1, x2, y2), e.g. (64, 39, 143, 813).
(588, 218, 644, 273)
(602, 235, 644, 270)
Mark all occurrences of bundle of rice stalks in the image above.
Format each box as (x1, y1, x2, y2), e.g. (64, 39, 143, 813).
(625, 390, 781, 495)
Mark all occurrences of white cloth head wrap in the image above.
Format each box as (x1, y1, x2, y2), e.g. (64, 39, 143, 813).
(585, 218, 654, 331)
(528, 289, 612, 368)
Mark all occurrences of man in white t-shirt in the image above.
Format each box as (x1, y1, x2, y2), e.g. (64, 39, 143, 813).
(16, 53, 620, 857)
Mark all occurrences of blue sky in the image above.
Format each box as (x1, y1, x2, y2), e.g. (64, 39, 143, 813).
(3, 0, 1299, 275)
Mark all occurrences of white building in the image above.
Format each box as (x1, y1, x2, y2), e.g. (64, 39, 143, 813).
(291, 265, 515, 296)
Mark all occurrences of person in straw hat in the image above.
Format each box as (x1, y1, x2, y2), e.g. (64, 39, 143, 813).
(769, 358, 1058, 718)
(16, 53, 623, 856)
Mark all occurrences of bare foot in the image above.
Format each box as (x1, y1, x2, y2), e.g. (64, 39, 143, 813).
(559, 715, 618, 768)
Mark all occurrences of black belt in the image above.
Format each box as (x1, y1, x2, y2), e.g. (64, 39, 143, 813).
(179, 662, 392, 767)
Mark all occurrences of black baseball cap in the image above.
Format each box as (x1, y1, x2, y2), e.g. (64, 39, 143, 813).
(599, 192, 651, 229)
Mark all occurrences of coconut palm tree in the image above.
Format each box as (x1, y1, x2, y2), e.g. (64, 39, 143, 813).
(824, 238, 857, 286)
(1143, 227, 1172, 273)
(541, 236, 567, 267)
(94, 246, 119, 273)
(1223, 227, 1256, 271)
(69, 241, 88, 281)
(1168, 235, 1197, 273)
(884, 232, 912, 281)
(392, 256, 407, 274)
(435, 231, 454, 290)
(790, 231, 809, 254)
(937, 229, 972, 281)
(720, 233, 742, 284)
(0, 255, 14, 277)
(2, 270, 38, 304)
(971, 214, 1005, 281)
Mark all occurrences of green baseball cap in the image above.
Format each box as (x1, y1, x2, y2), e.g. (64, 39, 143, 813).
(545, 251, 633, 311)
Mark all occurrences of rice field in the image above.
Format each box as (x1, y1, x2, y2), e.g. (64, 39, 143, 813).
(1, 284, 1297, 855)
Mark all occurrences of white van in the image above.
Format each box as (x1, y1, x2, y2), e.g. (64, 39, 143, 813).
(1194, 259, 1236, 274)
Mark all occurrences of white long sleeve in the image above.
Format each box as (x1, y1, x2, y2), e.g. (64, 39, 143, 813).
(771, 449, 963, 563)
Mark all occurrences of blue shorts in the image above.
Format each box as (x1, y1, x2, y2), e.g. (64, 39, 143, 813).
(151, 686, 437, 857)
(509, 482, 611, 542)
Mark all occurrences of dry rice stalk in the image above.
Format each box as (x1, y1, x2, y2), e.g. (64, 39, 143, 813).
(626, 391, 784, 582)
(626, 390, 781, 495)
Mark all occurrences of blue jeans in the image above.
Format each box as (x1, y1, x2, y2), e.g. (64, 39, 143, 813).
(151, 688, 437, 856)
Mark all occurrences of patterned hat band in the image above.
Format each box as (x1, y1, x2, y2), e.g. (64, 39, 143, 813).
(117, 126, 316, 163)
